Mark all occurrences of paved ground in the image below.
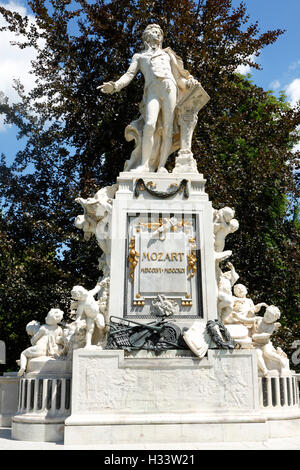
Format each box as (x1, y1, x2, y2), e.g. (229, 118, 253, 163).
(1, 427, 300, 450)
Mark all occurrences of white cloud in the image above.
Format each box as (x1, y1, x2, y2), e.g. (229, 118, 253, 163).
(235, 53, 256, 75)
(0, 1, 40, 131)
(285, 78, 300, 107)
(235, 63, 251, 75)
(270, 80, 280, 90)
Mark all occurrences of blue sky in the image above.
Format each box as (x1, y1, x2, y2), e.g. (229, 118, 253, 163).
(1, 0, 300, 160)
(232, 0, 300, 98)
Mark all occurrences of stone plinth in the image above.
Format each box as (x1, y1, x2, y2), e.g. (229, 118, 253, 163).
(65, 348, 300, 445)
(65, 348, 261, 444)
(109, 172, 217, 332)
(12, 357, 72, 442)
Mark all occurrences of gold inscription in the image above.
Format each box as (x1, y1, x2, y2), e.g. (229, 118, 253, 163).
(142, 251, 185, 262)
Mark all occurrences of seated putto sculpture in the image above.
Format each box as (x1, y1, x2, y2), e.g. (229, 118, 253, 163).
(234, 304, 289, 376)
(226, 283, 267, 325)
(17, 308, 64, 376)
(99, 24, 210, 173)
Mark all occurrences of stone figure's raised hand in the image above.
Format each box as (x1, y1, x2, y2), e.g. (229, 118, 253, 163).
(97, 81, 115, 94)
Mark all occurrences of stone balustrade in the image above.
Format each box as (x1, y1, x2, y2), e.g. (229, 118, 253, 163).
(17, 377, 71, 416)
(259, 374, 299, 408)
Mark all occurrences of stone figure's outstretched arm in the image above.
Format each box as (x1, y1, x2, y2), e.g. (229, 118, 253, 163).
(89, 282, 102, 297)
(253, 302, 268, 313)
(226, 262, 239, 286)
(252, 332, 271, 343)
(232, 311, 256, 325)
(98, 54, 139, 94)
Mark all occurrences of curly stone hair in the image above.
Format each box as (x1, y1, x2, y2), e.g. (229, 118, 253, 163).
(142, 24, 164, 44)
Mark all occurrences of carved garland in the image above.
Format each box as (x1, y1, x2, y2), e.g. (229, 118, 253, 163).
(206, 320, 239, 350)
(134, 178, 189, 199)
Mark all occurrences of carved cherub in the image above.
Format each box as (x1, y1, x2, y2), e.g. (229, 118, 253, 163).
(17, 309, 64, 376)
(234, 305, 289, 376)
(217, 262, 239, 323)
(253, 306, 290, 375)
(151, 294, 179, 317)
(60, 318, 87, 357)
(151, 216, 178, 240)
(70, 282, 105, 348)
(75, 184, 118, 269)
(213, 207, 239, 253)
(228, 284, 267, 326)
(98, 277, 110, 322)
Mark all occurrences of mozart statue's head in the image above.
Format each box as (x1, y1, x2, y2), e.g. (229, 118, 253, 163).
(142, 24, 163, 46)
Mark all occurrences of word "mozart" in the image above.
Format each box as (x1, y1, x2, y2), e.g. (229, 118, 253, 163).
(142, 251, 185, 262)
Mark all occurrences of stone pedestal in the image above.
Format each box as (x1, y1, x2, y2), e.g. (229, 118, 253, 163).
(12, 357, 72, 442)
(65, 348, 300, 445)
(63, 170, 300, 446)
(109, 172, 217, 332)
(65, 348, 262, 444)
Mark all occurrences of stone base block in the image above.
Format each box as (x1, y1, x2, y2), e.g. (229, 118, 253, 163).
(65, 419, 269, 445)
(0, 374, 20, 427)
(64, 347, 263, 445)
(64, 348, 300, 445)
(11, 357, 71, 442)
(12, 419, 64, 442)
(268, 417, 300, 439)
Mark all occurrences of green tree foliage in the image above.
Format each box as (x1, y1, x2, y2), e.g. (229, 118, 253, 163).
(0, 0, 299, 370)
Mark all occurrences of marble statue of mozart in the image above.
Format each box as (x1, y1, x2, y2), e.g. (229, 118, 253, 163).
(99, 24, 210, 172)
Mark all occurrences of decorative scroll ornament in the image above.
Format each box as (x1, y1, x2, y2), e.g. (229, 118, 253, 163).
(187, 237, 197, 279)
(128, 237, 139, 281)
(134, 178, 189, 199)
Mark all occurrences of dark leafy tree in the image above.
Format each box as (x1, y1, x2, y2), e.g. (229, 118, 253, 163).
(0, 0, 299, 371)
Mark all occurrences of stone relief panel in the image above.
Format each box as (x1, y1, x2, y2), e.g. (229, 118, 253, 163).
(74, 351, 257, 414)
